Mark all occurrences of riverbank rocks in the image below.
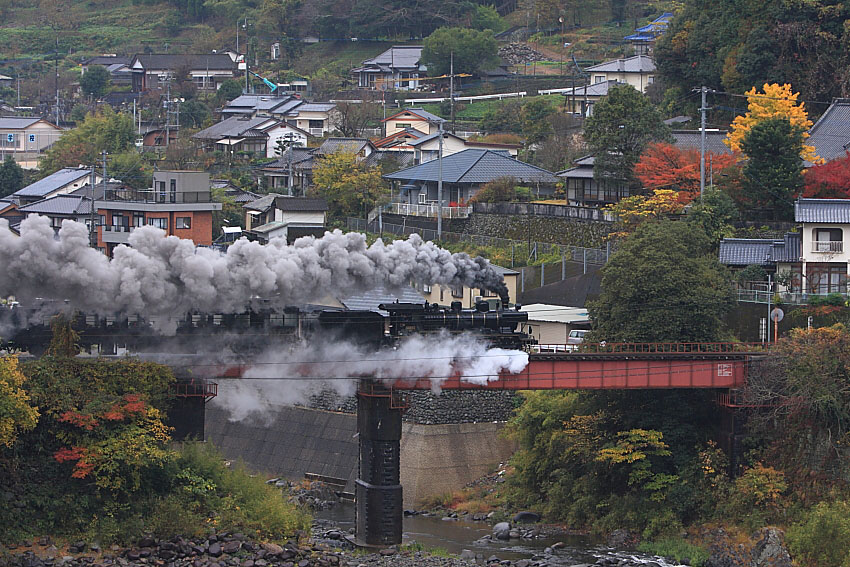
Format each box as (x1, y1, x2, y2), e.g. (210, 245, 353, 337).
(702, 527, 793, 567)
(512, 512, 541, 524)
(605, 530, 636, 549)
(498, 43, 548, 65)
(493, 522, 512, 539)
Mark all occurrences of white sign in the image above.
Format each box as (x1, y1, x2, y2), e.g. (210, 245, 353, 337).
(717, 363, 733, 377)
(770, 307, 784, 322)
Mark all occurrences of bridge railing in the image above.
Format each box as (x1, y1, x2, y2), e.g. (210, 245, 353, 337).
(532, 342, 770, 354)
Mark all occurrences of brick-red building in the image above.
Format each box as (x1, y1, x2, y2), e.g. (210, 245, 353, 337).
(96, 171, 221, 256)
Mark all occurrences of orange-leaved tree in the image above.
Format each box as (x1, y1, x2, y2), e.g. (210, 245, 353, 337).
(634, 142, 737, 200)
(724, 83, 821, 164)
(603, 189, 685, 238)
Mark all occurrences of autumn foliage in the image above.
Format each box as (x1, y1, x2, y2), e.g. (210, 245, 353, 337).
(634, 142, 737, 200)
(725, 83, 821, 164)
(802, 152, 850, 198)
(604, 189, 685, 237)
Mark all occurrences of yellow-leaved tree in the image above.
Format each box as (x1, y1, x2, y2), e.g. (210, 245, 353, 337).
(0, 356, 39, 448)
(311, 150, 389, 220)
(725, 83, 822, 164)
(603, 189, 684, 238)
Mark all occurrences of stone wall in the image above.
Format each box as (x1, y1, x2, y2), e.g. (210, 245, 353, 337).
(306, 389, 520, 424)
(462, 213, 612, 248)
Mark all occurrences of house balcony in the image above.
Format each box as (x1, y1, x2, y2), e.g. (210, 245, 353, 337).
(101, 225, 135, 244)
(387, 202, 472, 219)
(813, 241, 843, 253)
(103, 189, 213, 204)
(309, 128, 324, 137)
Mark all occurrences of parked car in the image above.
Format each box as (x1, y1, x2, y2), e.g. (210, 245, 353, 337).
(566, 329, 588, 350)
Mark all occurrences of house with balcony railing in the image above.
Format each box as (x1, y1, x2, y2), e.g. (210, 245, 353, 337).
(383, 149, 559, 219)
(720, 198, 850, 302)
(96, 171, 221, 256)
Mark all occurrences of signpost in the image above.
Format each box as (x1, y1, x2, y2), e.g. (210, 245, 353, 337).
(770, 307, 784, 343)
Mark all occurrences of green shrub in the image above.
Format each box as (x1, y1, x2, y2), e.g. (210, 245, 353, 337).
(786, 500, 850, 567)
(638, 538, 709, 567)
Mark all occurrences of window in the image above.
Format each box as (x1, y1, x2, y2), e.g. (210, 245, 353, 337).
(807, 263, 847, 294)
(133, 213, 145, 227)
(594, 75, 605, 83)
(157, 181, 166, 203)
(308, 119, 324, 129)
(396, 123, 411, 129)
(647, 75, 654, 84)
(814, 228, 843, 252)
(175, 216, 191, 229)
(480, 288, 496, 298)
(422, 283, 432, 293)
(170, 179, 177, 203)
(148, 217, 168, 230)
(451, 286, 464, 298)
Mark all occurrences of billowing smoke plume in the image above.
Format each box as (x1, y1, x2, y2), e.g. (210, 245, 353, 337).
(213, 331, 529, 423)
(0, 216, 510, 319)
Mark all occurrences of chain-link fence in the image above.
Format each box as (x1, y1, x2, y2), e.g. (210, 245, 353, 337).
(347, 218, 612, 269)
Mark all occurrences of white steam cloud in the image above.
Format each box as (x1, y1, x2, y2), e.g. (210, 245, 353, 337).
(0, 216, 510, 319)
(213, 332, 529, 423)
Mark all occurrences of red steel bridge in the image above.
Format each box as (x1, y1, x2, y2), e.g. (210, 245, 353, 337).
(211, 342, 767, 396)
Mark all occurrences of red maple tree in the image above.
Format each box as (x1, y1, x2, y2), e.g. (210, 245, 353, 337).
(634, 142, 737, 202)
(802, 152, 850, 198)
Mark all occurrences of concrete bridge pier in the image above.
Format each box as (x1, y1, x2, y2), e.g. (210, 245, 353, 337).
(353, 380, 406, 547)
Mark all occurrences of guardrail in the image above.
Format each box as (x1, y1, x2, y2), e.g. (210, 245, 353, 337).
(531, 342, 770, 354)
(387, 202, 472, 218)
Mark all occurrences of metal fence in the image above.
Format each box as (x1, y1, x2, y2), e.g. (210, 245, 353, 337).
(347, 217, 611, 269)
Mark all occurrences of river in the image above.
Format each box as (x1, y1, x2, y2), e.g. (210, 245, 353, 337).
(315, 502, 689, 566)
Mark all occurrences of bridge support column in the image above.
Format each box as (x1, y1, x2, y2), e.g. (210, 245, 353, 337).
(718, 392, 747, 476)
(354, 380, 404, 547)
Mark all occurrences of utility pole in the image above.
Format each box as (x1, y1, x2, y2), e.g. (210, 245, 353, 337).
(54, 40, 60, 126)
(699, 85, 708, 202)
(449, 52, 455, 134)
(89, 165, 98, 248)
(287, 134, 294, 197)
(437, 119, 444, 240)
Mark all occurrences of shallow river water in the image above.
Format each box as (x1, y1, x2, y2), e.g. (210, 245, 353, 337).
(316, 502, 688, 567)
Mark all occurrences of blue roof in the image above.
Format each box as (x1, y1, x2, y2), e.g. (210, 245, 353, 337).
(806, 99, 850, 166)
(14, 168, 92, 198)
(384, 149, 558, 184)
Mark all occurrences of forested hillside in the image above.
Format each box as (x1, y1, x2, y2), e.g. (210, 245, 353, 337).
(655, 0, 850, 106)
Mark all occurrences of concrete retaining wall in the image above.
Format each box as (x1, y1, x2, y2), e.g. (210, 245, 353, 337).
(205, 405, 517, 506)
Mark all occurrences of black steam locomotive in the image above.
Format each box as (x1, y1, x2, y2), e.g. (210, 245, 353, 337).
(2, 299, 533, 355)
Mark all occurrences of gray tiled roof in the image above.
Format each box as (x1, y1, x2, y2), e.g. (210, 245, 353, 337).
(558, 80, 623, 98)
(261, 147, 316, 169)
(806, 99, 850, 165)
(340, 285, 425, 313)
(363, 150, 415, 169)
(316, 138, 372, 155)
(672, 130, 732, 155)
(585, 55, 656, 73)
(356, 46, 424, 72)
(131, 53, 235, 71)
(718, 233, 802, 266)
(17, 194, 92, 215)
(795, 198, 850, 223)
(243, 193, 279, 211)
(288, 102, 336, 113)
(13, 168, 92, 198)
(0, 117, 47, 129)
(273, 197, 327, 211)
(82, 56, 131, 66)
(384, 149, 558, 184)
(718, 239, 778, 266)
(193, 116, 275, 140)
(222, 95, 301, 114)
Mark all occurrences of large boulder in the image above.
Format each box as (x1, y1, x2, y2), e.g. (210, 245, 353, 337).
(493, 522, 511, 540)
(751, 528, 792, 567)
(512, 511, 541, 524)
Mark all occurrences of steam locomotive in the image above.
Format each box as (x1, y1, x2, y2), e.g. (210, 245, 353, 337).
(1, 298, 533, 355)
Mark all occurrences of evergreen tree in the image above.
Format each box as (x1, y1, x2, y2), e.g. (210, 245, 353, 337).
(0, 156, 24, 199)
(740, 117, 804, 221)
